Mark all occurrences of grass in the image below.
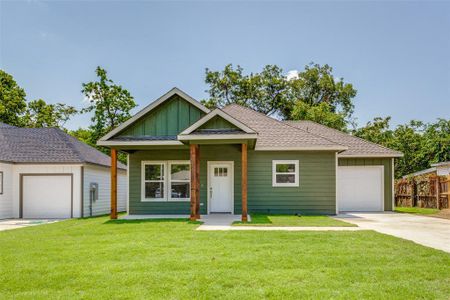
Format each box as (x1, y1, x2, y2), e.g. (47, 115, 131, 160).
(233, 214, 356, 227)
(395, 206, 440, 215)
(0, 217, 449, 299)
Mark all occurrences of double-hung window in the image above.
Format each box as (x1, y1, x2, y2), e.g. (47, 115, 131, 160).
(272, 160, 299, 187)
(142, 161, 190, 201)
(169, 162, 190, 201)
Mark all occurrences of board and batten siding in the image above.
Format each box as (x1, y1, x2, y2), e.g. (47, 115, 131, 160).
(119, 95, 206, 138)
(338, 157, 393, 211)
(128, 147, 336, 215)
(0, 162, 13, 219)
(248, 151, 336, 215)
(82, 165, 127, 217)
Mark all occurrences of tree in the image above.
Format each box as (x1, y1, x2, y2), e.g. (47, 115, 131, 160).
(290, 102, 348, 131)
(25, 99, 77, 129)
(81, 67, 137, 146)
(202, 63, 357, 128)
(354, 117, 450, 178)
(0, 69, 27, 126)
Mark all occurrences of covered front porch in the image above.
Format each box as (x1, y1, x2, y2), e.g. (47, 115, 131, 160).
(109, 142, 252, 222)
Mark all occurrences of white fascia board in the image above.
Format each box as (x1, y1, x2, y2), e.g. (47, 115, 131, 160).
(179, 109, 256, 135)
(338, 153, 404, 158)
(256, 146, 348, 151)
(97, 140, 184, 146)
(99, 87, 210, 142)
(177, 133, 257, 141)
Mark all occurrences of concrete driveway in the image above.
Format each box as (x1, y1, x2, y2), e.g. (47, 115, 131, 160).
(335, 212, 450, 253)
(0, 219, 59, 232)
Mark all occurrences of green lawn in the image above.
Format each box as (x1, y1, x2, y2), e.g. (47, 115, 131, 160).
(1, 217, 449, 299)
(233, 214, 356, 227)
(395, 206, 440, 215)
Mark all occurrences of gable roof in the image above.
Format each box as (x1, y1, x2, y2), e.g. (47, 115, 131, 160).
(222, 104, 347, 151)
(284, 120, 402, 157)
(99, 87, 210, 142)
(0, 127, 126, 169)
(179, 108, 257, 135)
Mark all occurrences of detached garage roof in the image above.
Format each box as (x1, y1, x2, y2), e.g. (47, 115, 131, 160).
(285, 120, 402, 157)
(0, 123, 126, 169)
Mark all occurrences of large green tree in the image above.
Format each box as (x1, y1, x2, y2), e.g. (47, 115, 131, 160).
(0, 70, 27, 126)
(202, 63, 357, 130)
(354, 117, 450, 177)
(81, 67, 137, 146)
(25, 99, 77, 129)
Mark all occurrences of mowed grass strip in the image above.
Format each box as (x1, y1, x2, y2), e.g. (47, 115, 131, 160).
(0, 216, 449, 299)
(233, 214, 356, 227)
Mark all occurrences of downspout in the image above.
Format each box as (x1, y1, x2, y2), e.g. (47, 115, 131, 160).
(80, 166, 84, 218)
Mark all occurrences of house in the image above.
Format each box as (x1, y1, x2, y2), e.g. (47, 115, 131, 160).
(402, 162, 450, 178)
(0, 123, 127, 219)
(98, 88, 402, 221)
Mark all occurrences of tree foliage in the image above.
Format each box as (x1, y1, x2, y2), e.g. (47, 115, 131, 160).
(0, 69, 27, 126)
(25, 99, 77, 129)
(202, 63, 357, 130)
(81, 66, 137, 145)
(354, 118, 450, 177)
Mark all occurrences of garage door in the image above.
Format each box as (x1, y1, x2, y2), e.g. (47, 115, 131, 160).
(22, 175, 72, 218)
(337, 166, 383, 212)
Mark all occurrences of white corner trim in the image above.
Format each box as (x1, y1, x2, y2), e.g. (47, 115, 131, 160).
(335, 152, 338, 215)
(179, 108, 257, 135)
(99, 87, 210, 142)
(97, 140, 184, 146)
(177, 133, 257, 141)
(272, 160, 299, 187)
(391, 158, 395, 211)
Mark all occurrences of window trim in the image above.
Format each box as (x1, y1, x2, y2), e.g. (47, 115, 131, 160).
(141, 160, 191, 202)
(141, 161, 167, 202)
(168, 160, 191, 202)
(272, 160, 299, 187)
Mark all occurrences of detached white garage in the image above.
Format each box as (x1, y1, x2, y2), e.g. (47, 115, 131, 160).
(337, 166, 384, 212)
(0, 124, 127, 219)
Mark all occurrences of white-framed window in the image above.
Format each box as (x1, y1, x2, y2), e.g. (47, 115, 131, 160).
(141, 161, 190, 202)
(169, 161, 190, 201)
(272, 160, 299, 187)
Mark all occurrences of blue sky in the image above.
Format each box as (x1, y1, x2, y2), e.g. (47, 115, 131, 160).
(1, 1, 449, 130)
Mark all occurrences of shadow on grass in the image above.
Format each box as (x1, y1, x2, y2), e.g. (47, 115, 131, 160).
(103, 218, 202, 225)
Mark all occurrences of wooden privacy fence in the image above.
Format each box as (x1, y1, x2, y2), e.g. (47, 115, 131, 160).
(395, 175, 450, 209)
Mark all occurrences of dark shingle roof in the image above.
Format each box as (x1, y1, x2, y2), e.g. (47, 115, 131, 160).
(0, 122, 17, 128)
(222, 104, 347, 150)
(284, 120, 402, 157)
(0, 127, 126, 169)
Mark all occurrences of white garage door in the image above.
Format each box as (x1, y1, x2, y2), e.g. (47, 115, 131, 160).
(22, 175, 72, 218)
(337, 166, 384, 212)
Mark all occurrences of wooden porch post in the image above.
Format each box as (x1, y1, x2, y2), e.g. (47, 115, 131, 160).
(435, 176, 441, 210)
(241, 143, 248, 222)
(190, 144, 198, 221)
(195, 145, 201, 219)
(110, 148, 118, 220)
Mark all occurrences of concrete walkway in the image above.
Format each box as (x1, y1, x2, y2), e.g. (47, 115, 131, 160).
(0, 219, 59, 232)
(334, 212, 450, 253)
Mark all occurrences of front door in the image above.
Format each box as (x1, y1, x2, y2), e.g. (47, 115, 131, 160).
(208, 162, 233, 213)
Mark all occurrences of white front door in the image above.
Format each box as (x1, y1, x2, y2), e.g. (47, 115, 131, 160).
(208, 162, 233, 213)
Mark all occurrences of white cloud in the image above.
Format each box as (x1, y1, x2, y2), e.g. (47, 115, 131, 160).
(286, 70, 299, 81)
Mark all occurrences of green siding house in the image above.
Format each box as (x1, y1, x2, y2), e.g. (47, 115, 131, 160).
(99, 88, 402, 220)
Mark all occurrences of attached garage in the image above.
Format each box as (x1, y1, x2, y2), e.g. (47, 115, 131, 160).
(21, 175, 73, 219)
(337, 166, 384, 212)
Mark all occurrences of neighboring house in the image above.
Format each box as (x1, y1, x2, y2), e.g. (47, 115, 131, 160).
(98, 88, 402, 220)
(0, 123, 127, 219)
(402, 162, 450, 178)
